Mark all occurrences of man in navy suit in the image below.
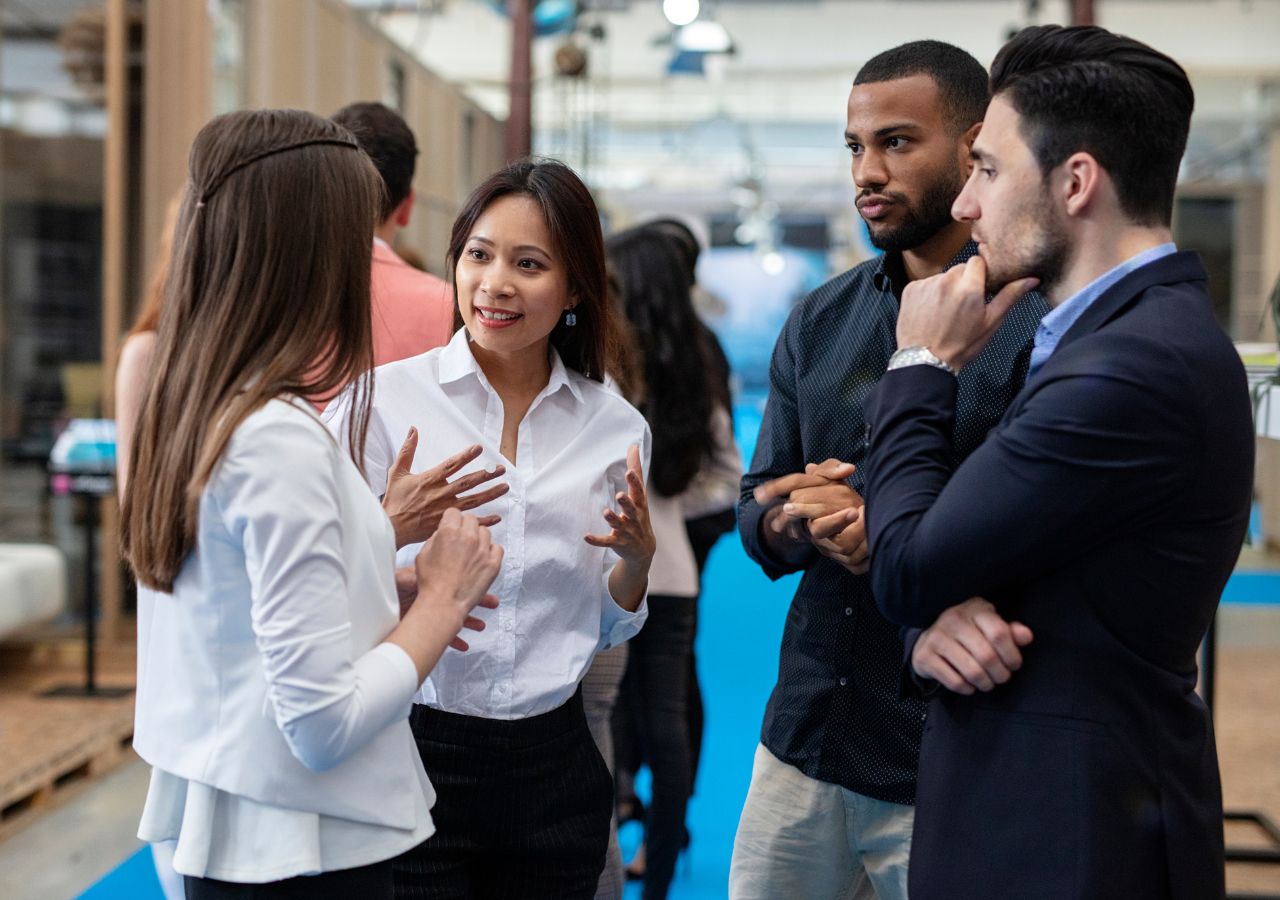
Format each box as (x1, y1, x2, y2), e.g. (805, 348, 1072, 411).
(853, 25, 1253, 900)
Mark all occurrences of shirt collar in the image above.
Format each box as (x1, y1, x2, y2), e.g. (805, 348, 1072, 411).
(1037, 242, 1177, 342)
(871, 241, 980, 297)
(436, 328, 584, 404)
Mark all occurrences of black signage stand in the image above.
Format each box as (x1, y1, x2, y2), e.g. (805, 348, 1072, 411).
(42, 469, 133, 699)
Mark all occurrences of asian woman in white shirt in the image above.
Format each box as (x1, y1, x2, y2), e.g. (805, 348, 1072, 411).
(325, 159, 657, 899)
(121, 109, 503, 900)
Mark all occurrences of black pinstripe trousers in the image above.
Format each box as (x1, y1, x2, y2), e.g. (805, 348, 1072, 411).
(392, 690, 613, 900)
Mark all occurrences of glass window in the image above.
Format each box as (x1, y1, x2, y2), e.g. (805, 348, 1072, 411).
(0, 2, 106, 564)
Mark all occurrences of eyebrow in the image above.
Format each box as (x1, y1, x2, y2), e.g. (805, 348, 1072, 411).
(970, 147, 994, 164)
(844, 122, 923, 142)
(468, 236, 551, 256)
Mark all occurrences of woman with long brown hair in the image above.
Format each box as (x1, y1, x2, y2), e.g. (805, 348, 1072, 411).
(122, 108, 502, 900)
(325, 158, 656, 899)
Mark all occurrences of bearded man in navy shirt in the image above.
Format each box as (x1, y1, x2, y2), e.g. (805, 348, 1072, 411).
(728, 40, 1048, 900)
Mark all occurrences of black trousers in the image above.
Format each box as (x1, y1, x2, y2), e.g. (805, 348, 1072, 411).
(184, 859, 392, 899)
(614, 593, 696, 900)
(393, 690, 612, 900)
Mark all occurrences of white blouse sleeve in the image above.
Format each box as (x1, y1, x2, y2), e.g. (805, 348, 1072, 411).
(211, 410, 418, 773)
(598, 419, 652, 649)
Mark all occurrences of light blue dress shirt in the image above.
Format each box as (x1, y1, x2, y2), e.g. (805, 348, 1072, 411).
(1027, 242, 1177, 378)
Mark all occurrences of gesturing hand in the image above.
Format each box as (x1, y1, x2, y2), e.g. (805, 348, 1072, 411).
(382, 428, 509, 548)
(584, 445, 656, 565)
(413, 508, 504, 652)
(911, 597, 1034, 695)
(896, 256, 1039, 370)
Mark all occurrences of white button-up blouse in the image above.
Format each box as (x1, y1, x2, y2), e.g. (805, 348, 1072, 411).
(133, 397, 434, 882)
(325, 330, 651, 720)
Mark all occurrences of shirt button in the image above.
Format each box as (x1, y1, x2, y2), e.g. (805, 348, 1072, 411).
(839, 677, 848, 687)
(504, 619, 514, 632)
(844, 607, 853, 616)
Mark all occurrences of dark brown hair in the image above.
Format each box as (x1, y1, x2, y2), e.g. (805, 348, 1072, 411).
(121, 108, 380, 590)
(447, 158, 618, 382)
(991, 25, 1193, 226)
(331, 101, 418, 222)
(606, 226, 714, 497)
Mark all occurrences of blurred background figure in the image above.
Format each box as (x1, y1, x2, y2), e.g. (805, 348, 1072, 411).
(644, 217, 742, 801)
(331, 101, 454, 369)
(607, 224, 741, 900)
(113, 193, 185, 900)
(582, 266, 649, 900)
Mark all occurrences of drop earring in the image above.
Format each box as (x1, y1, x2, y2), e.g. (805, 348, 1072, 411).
(564, 309, 577, 327)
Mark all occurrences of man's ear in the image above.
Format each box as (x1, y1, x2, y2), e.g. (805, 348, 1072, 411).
(1060, 152, 1103, 218)
(393, 188, 415, 229)
(959, 121, 983, 174)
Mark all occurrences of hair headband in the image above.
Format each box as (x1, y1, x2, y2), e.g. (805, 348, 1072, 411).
(197, 137, 361, 205)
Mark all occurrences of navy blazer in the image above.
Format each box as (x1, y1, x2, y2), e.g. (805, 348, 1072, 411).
(863, 252, 1253, 900)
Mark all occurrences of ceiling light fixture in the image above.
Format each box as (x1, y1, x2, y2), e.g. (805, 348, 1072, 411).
(674, 19, 732, 54)
(662, 0, 700, 28)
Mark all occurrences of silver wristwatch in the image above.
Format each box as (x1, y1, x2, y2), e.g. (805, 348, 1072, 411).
(886, 346, 958, 376)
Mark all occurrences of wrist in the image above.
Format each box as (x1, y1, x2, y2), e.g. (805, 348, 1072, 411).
(887, 345, 958, 376)
(409, 585, 465, 630)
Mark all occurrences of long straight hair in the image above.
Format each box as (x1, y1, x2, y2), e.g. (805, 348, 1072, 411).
(447, 158, 618, 382)
(122, 109, 381, 591)
(605, 226, 715, 497)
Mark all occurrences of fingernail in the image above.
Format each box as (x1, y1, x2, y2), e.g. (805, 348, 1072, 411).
(783, 503, 795, 513)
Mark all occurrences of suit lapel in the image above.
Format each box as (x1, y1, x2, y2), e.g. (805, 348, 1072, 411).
(996, 251, 1207, 428)
(1053, 250, 1207, 355)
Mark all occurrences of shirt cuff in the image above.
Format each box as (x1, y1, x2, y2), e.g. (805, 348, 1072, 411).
(739, 498, 812, 580)
(599, 569, 648, 650)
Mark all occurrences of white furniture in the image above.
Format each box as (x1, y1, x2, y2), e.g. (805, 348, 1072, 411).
(0, 544, 67, 638)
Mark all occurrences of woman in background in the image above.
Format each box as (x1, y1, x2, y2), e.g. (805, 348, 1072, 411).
(605, 225, 737, 900)
(114, 194, 184, 900)
(326, 157, 656, 900)
(642, 218, 742, 805)
(123, 108, 501, 899)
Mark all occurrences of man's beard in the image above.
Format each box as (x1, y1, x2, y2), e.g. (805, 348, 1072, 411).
(983, 194, 1070, 297)
(864, 166, 966, 253)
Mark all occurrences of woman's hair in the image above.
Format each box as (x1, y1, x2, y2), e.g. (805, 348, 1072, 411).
(606, 226, 716, 497)
(122, 108, 382, 591)
(446, 158, 618, 382)
(604, 265, 645, 405)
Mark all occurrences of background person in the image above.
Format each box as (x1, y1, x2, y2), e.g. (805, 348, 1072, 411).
(114, 193, 184, 900)
(605, 225, 735, 899)
(331, 101, 453, 369)
(326, 158, 656, 900)
(581, 266, 649, 900)
(121, 108, 502, 900)
(639, 217, 742, 809)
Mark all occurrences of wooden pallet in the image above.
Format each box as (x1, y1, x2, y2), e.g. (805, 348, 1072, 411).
(0, 719, 135, 843)
(0, 639, 137, 842)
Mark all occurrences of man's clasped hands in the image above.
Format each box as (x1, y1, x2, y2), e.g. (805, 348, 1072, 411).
(753, 460, 1034, 696)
